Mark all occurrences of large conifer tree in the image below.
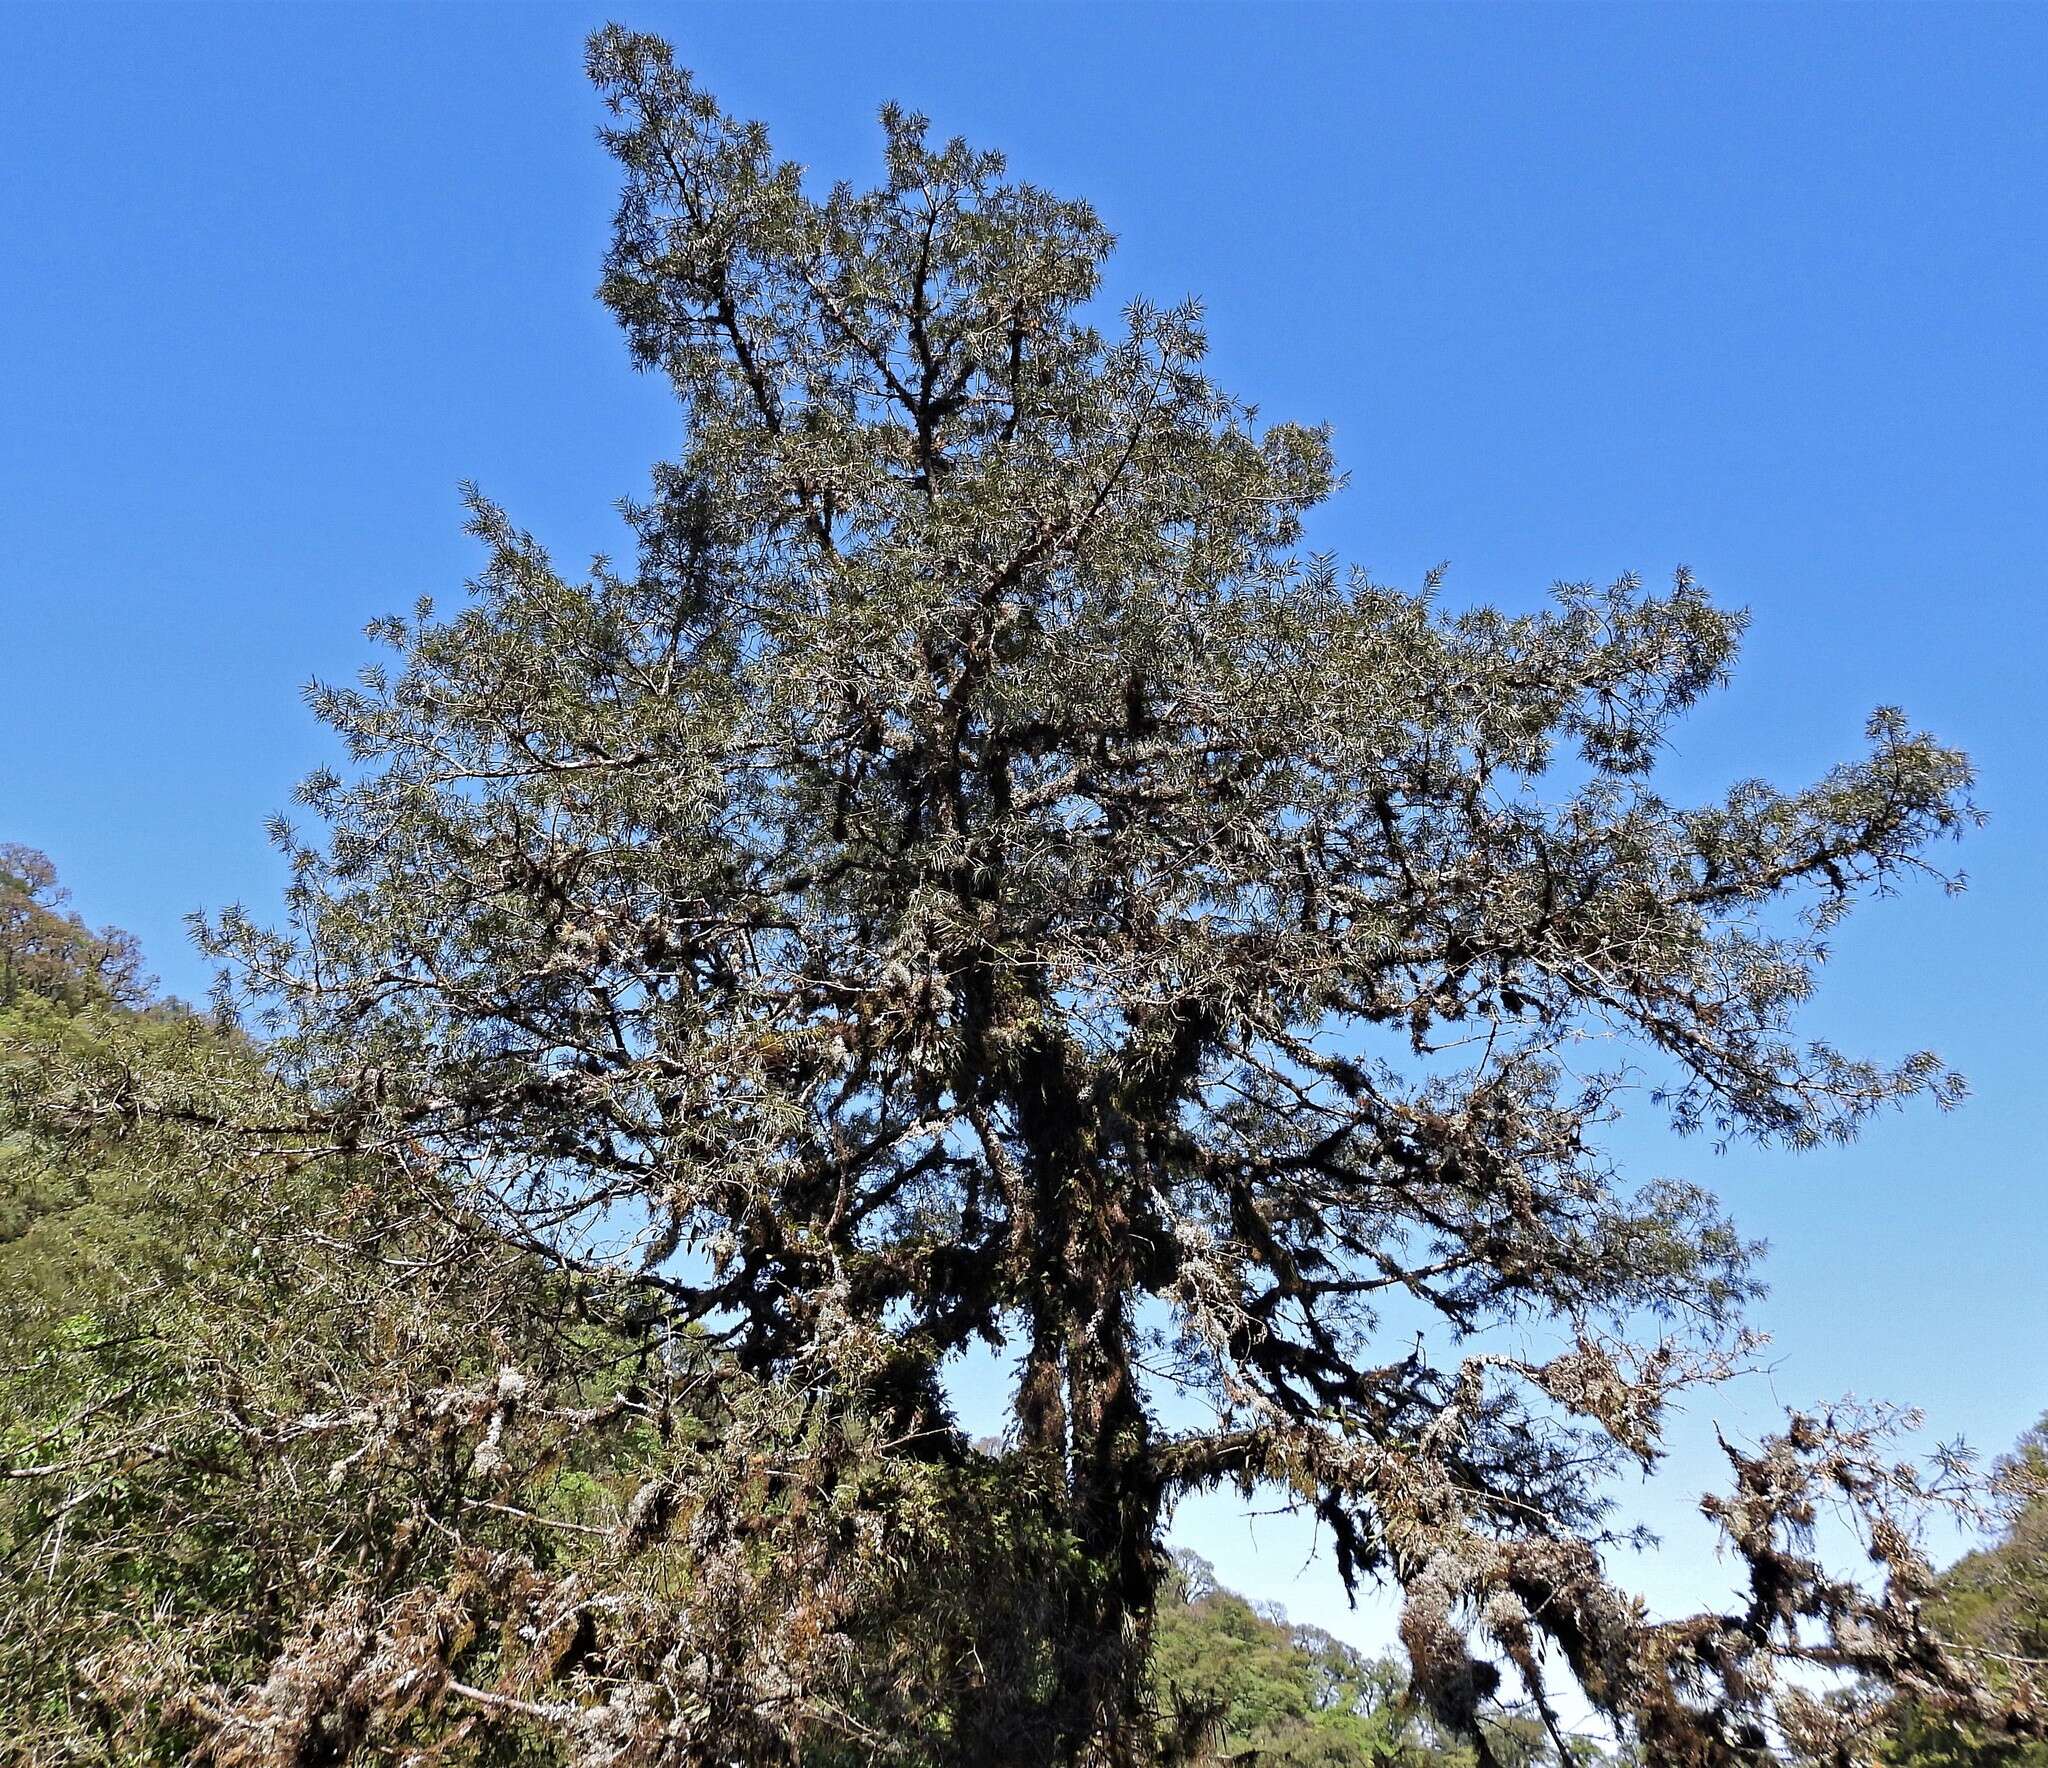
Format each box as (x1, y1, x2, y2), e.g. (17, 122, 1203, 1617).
(56, 27, 2033, 1766)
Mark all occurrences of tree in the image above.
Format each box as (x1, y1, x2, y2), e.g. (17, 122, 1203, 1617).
(1874, 1417, 2048, 1766)
(0, 851, 250, 1762)
(1149, 1550, 1456, 1764)
(38, 26, 2036, 1766)
(0, 843, 150, 1013)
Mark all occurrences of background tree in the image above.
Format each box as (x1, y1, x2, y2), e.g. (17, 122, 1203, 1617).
(1150, 1548, 1483, 1765)
(1871, 1419, 2048, 1766)
(0, 843, 150, 1013)
(0, 850, 252, 1761)
(13, 25, 2040, 1768)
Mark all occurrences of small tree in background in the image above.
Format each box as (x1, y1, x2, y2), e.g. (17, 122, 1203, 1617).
(15, 27, 2042, 1768)
(0, 844, 150, 1013)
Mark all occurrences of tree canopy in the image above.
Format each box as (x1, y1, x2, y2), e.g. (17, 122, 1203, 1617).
(3, 26, 2040, 1768)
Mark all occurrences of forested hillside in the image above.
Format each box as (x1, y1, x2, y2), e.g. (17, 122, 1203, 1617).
(0, 845, 274, 1753)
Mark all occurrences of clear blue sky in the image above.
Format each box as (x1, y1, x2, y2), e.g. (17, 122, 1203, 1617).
(5, 1, 2044, 1653)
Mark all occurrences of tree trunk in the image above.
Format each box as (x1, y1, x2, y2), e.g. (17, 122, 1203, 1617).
(1007, 1024, 1167, 1765)
(1057, 1348, 1166, 1766)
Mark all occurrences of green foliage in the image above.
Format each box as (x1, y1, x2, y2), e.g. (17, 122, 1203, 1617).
(0, 843, 150, 1014)
(1148, 1553, 1579, 1766)
(1152, 1579, 1403, 1761)
(0, 853, 240, 1761)
(1876, 1420, 2048, 1767)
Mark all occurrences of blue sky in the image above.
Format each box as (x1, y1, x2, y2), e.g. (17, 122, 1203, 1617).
(5, 1, 2045, 1655)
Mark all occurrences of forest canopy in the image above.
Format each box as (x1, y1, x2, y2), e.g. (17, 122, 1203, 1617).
(3, 24, 2042, 1768)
